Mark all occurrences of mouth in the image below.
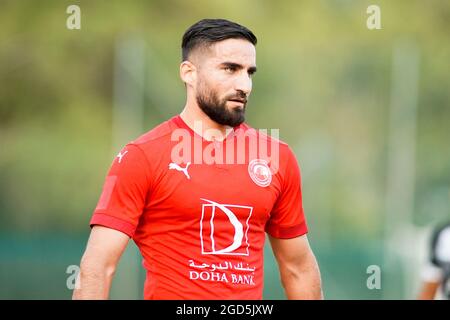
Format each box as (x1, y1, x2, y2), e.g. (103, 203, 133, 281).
(228, 99, 247, 105)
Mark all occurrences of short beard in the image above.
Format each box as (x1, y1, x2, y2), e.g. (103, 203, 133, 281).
(196, 86, 246, 127)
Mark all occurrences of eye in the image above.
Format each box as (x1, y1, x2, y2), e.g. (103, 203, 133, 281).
(224, 66, 236, 73)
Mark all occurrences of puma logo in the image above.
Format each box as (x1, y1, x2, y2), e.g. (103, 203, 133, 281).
(116, 150, 128, 163)
(169, 162, 191, 180)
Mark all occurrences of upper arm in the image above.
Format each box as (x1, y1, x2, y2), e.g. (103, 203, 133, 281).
(81, 225, 130, 269)
(269, 234, 322, 299)
(268, 234, 314, 269)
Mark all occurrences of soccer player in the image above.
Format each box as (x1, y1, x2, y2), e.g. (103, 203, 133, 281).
(418, 221, 450, 300)
(73, 18, 323, 300)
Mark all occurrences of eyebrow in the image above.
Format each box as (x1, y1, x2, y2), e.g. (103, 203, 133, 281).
(220, 62, 257, 74)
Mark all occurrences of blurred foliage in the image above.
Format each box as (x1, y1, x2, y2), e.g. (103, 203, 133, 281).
(0, 0, 449, 299)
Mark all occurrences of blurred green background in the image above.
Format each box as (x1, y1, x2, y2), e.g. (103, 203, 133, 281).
(1, 0, 449, 299)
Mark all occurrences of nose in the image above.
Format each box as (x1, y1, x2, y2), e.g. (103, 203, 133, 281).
(234, 72, 252, 97)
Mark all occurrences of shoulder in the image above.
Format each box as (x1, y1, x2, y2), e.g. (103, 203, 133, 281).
(116, 117, 179, 168)
(240, 122, 292, 158)
(247, 122, 296, 153)
(241, 122, 299, 177)
(240, 123, 288, 146)
(125, 116, 182, 156)
(131, 118, 177, 146)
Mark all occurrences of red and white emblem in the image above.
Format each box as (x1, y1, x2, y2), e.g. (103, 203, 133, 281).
(248, 159, 272, 187)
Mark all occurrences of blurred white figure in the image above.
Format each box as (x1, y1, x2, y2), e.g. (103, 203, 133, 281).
(418, 222, 450, 300)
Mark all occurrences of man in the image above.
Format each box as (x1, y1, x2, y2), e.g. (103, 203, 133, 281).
(73, 18, 322, 300)
(418, 221, 450, 300)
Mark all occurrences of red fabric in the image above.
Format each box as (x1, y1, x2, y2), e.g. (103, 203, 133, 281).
(90, 115, 308, 299)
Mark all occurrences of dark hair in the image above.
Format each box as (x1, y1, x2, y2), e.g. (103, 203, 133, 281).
(181, 18, 257, 61)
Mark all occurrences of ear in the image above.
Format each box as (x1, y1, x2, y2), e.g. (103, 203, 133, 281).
(180, 60, 197, 86)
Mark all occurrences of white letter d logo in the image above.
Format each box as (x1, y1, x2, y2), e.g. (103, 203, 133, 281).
(199, 199, 253, 256)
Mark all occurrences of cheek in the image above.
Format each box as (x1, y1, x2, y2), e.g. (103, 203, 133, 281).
(200, 77, 227, 95)
(198, 69, 234, 96)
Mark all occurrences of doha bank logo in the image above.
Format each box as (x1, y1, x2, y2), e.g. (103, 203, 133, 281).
(199, 198, 253, 256)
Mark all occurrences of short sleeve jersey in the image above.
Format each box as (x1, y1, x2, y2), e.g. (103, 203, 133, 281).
(90, 115, 308, 299)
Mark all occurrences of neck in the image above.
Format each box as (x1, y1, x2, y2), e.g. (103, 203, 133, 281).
(179, 98, 234, 142)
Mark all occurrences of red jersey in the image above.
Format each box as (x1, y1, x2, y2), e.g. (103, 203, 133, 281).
(90, 115, 308, 299)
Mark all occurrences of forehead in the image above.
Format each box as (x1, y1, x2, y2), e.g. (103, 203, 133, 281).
(207, 38, 256, 65)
